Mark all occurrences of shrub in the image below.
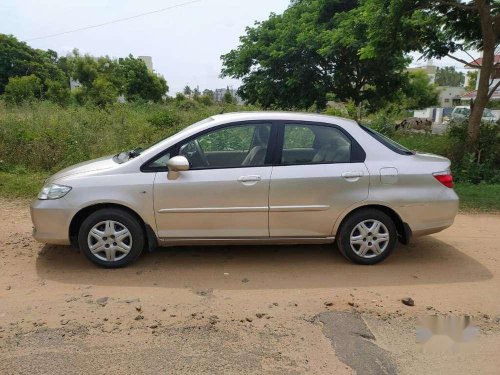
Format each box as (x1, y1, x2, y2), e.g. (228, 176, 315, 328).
(147, 109, 181, 128)
(366, 112, 395, 137)
(0, 101, 257, 172)
(197, 94, 214, 106)
(446, 120, 500, 183)
(3, 75, 42, 105)
(86, 77, 118, 107)
(45, 79, 71, 106)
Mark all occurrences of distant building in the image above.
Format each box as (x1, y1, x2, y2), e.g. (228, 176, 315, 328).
(437, 86, 465, 108)
(138, 56, 153, 72)
(461, 55, 500, 102)
(408, 62, 438, 84)
(213, 87, 243, 104)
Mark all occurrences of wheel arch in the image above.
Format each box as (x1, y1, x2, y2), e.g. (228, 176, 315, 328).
(69, 203, 158, 251)
(333, 204, 411, 245)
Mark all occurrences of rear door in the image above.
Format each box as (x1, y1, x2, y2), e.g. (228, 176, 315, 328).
(269, 122, 369, 237)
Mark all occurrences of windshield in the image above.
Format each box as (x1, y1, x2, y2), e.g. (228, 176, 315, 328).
(112, 117, 214, 164)
(360, 125, 414, 155)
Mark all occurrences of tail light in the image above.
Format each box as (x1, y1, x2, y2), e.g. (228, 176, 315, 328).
(433, 171, 453, 188)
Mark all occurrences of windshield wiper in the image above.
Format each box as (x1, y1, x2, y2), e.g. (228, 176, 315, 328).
(128, 147, 143, 159)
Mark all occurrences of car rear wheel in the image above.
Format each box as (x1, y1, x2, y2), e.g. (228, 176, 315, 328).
(336, 209, 397, 265)
(78, 208, 144, 268)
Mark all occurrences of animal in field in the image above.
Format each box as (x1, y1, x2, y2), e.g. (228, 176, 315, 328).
(396, 117, 432, 133)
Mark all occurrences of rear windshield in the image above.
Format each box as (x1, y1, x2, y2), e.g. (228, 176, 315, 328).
(360, 125, 413, 155)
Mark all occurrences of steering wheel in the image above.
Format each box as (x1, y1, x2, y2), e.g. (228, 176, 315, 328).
(194, 139, 209, 167)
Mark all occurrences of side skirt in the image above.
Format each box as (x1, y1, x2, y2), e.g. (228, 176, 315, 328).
(157, 237, 336, 247)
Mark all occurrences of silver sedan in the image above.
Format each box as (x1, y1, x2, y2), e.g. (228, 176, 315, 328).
(31, 112, 458, 267)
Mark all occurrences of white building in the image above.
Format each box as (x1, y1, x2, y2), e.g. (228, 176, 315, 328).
(138, 56, 153, 72)
(461, 55, 500, 102)
(437, 86, 465, 108)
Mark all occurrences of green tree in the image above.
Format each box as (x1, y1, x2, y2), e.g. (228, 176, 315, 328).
(466, 70, 478, 91)
(86, 76, 118, 107)
(435, 66, 465, 86)
(202, 89, 214, 98)
(221, 0, 409, 110)
(403, 70, 439, 109)
(0, 34, 66, 95)
(3, 75, 42, 104)
(193, 86, 200, 99)
(183, 85, 192, 96)
(117, 55, 168, 102)
(223, 89, 234, 104)
(45, 79, 71, 106)
(197, 94, 214, 105)
(357, 0, 499, 149)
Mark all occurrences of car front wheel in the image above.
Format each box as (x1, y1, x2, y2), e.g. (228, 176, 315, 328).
(78, 208, 144, 268)
(336, 209, 397, 265)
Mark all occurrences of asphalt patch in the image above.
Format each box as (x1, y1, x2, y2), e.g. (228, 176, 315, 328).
(317, 311, 397, 375)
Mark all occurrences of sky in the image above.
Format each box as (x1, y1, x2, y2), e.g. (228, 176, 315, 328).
(1, 0, 477, 95)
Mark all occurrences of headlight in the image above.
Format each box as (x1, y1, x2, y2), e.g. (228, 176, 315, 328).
(38, 183, 72, 200)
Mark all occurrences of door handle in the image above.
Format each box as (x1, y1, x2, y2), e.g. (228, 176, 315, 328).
(238, 175, 261, 182)
(342, 171, 363, 179)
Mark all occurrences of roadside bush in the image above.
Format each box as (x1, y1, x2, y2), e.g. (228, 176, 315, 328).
(3, 75, 42, 105)
(366, 112, 395, 137)
(147, 109, 181, 128)
(0, 100, 257, 172)
(446, 120, 500, 184)
(45, 79, 71, 106)
(197, 94, 214, 106)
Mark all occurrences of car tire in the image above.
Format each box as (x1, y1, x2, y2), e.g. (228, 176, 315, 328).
(78, 208, 145, 268)
(336, 209, 397, 265)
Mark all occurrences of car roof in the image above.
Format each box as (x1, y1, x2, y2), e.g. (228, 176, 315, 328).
(210, 111, 358, 127)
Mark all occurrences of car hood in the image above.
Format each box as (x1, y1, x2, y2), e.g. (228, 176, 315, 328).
(49, 155, 117, 182)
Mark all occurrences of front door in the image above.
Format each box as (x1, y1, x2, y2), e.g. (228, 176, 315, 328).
(269, 122, 369, 237)
(153, 122, 273, 238)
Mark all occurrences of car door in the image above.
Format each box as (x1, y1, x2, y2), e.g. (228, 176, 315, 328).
(152, 122, 273, 238)
(269, 122, 369, 237)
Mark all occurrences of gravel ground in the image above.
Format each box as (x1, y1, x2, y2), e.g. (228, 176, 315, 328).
(0, 199, 499, 374)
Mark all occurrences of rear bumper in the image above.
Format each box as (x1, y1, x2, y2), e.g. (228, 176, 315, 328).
(30, 199, 72, 245)
(398, 189, 459, 237)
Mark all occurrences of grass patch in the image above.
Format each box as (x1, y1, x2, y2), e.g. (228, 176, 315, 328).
(0, 172, 48, 199)
(392, 132, 451, 156)
(0, 171, 497, 213)
(454, 183, 500, 213)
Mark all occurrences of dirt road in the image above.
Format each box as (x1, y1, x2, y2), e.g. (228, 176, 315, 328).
(0, 199, 499, 374)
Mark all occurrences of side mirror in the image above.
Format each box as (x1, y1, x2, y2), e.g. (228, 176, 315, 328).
(167, 155, 190, 176)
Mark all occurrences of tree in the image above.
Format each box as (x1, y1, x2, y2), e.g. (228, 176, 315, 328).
(466, 70, 478, 90)
(45, 79, 70, 106)
(403, 70, 439, 109)
(221, 0, 409, 110)
(0, 34, 66, 95)
(202, 89, 214, 98)
(193, 86, 200, 99)
(86, 76, 118, 107)
(358, 0, 499, 149)
(117, 55, 168, 102)
(435, 66, 465, 86)
(183, 85, 192, 96)
(3, 75, 42, 104)
(223, 88, 234, 104)
(197, 94, 214, 105)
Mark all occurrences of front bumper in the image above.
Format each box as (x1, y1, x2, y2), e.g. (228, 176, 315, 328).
(30, 199, 72, 245)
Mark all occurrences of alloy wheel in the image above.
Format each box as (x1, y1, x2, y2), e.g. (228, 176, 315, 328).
(349, 219, 390, 259)
(87, 220, 132, 262)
